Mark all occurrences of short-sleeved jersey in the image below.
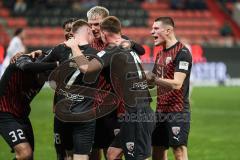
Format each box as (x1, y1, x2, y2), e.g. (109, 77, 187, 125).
(153, 42, 192, 113)
(44, 44, 100, 113)
(96, 46, 151, 112)
(91, 39, 125, 115)
(0, 56, 56, 118)
(91, 38, 146, 115)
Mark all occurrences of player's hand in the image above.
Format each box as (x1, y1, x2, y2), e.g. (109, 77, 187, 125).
(146, 71, 156, 87)
(10, 52, 24, 63)
(64, 37, 78, 49)
(146, 72, 156, 81)
(26, 50, 43, 59)
(120, 40, 132, 50)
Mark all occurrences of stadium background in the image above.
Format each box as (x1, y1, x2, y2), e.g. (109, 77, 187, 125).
(0, 0, 240, 159)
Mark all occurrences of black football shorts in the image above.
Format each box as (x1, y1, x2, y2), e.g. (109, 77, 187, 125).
(111, 106, 155, 160)
(54, 116, 96, 155)
(152, 111, 190, 148)
(93, 109, 121, 149)
(0, 112, 34, 151)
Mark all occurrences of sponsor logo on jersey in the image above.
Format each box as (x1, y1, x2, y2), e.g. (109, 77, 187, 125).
(58, 89, 84, 102)
(132, 80, 148, 90)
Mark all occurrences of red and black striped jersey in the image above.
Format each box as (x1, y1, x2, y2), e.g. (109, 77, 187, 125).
(153, 42, 192, 113)
(91, 38, 106, 52)
(0, 55, 56, 118)
(91, 39, 147, 115)
(91, 39, 126, 115)
(96, 46, 152, 113)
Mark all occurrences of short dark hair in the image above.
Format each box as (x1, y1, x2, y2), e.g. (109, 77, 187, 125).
(14, 28, 23, 36)
(72, 19, 90, 33)
(155, 17, 175, 27)
(62, 18, 77, 29)
(100, 16, 121, 34)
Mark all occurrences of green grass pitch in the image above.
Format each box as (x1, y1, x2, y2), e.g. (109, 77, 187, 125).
(1, 87, 240, 160)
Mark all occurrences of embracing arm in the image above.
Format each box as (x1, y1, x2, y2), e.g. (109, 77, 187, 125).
(40, 48, 58, 62)
(131, 41, 145, 55)
(121, 35, 145, 55)
(16, 56, 59, 72)
(70, 46, 103, 74)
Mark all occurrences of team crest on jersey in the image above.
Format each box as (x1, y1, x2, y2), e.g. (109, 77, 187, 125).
(126, 142, 135, 152)
(172, 127, 181, 135)
(113, 129, 120, 136)
(165, 57, 172, 65)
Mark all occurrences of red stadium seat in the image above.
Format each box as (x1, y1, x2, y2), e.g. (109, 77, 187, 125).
(141, 2, 169, 10)
(6, 18, 27, 28)
(0, 8, 9, 18)
(0, 44, 4, 63)
(140, 45, 151, 63)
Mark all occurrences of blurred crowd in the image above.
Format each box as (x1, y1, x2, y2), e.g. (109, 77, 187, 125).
(170, 0, 206, 10)
(3, 0, 99, 15)
(4, 0, 209, 13)
(2, 0, 240, 47)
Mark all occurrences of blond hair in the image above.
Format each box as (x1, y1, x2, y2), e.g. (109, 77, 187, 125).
(87, 6, 109, 19)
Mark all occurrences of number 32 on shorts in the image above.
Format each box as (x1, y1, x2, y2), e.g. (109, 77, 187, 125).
(9, 129, 26, 142)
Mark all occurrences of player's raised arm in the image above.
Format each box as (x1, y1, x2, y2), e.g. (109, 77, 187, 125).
(63, 19, 105, 74)
(121, 35, 145, 55)
(16, 55, 59, 72)
(67, 42, 103, 74)
(39, 45, 66, 63)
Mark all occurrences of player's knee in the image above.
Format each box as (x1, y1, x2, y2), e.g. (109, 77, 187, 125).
(15, 143, 33, 160)
(64, 150, 73, 160)
(107, 148, 117, 160)
(152, 146, 168, 160)
(16, 148, 33, 160)
(73, 154, 88, 160)
(89, 149, 101, 160)
(106, 151, 115, 160)
(173, 145, 186, 160)
(56, 153, 69, 160)
(65, 156, 73, 160)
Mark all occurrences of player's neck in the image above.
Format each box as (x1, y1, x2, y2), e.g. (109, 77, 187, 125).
(165, 36, 178, 50)
(107, 34, 123, 45)
(78, 39, 89, 46)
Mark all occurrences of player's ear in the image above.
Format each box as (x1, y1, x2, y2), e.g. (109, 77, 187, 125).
(88, 27, 92, 34)
(166, 26, 173, 35)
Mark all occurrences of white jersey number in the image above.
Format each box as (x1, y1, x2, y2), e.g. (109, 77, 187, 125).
(9, 129, 26, 143)
(130, 51, 142, 79)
